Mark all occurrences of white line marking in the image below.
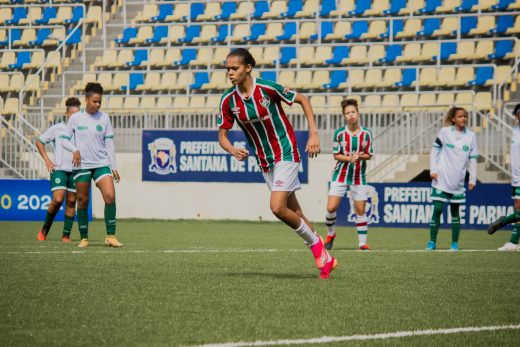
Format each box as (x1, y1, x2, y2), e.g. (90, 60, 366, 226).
(191, 324, 520, 347)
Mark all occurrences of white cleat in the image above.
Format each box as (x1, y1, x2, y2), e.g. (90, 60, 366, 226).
(497, 242, 520, 251)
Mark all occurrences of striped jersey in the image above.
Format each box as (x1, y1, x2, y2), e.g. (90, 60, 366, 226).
(511, 126, 520, 187)
(218, 78, 300, 172)
(331, 126, 374, 185)
(38, 122, 73, 172)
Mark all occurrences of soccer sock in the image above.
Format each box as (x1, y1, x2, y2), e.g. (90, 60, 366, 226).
(63, 215, 74, 237)
(356, 215, 368, 246)
(450, 204, 461, 243)
(325, 211, 337, 236)
(293, 218, 319, 246)
(77, 208, 89, 239)
(429, 201, 444, 243)
(105, 203, 116, 236)
(41, 210, 57, 235)
(502, 210, 520, 225)
(511, 223, 520, 244)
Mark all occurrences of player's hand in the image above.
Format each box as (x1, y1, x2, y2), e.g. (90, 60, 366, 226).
(45, 159, 56, 173)
(468, 183, 475, 191)
(431, 173, 438, 181)
(72, 150, 81, 166)
(112, 170, 120, 183)
(306, 131, 320, 158)
(232, 148, 249, 161)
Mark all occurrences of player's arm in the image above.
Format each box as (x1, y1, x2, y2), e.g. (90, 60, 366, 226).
(334, 153, 354, 162)
(294, 93, 320, 158)
(35, 139, 55, 172)
(430, 134, 442, 180)
(218, 128, 249, 161)
(60, 116, 80, 166)
(467, 135, 479, 190)
(105, 117, 120, 182)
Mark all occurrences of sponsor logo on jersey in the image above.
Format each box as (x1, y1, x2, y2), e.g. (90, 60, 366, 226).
(347, 185, 380, 224)
(78, 125, 88, 130)
(231, 106, 241, 115)
(148, 138, 177, 175)
(240, 114, 273, 125)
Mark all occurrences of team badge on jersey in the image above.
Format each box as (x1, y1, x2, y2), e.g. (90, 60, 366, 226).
(148, 138, 177, 175)
(347, 185, 380, 224)
(260, 96, 270, 108)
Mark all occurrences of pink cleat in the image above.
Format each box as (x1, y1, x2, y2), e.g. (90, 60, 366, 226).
(310, 237, 328, 269)
(320, 256, 338, 279)
(37, 229, 46, 241)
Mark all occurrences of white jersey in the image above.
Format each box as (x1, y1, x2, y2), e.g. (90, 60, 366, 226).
(61, 110, 117, 170)
(511, 127, 520, 187)
(430, 126, 479, 194)
(38, 122, 73, 172)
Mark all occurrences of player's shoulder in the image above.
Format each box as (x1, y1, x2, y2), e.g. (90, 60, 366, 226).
(220, 86, 236, 104)
(334, 127, 346, 138)
(361, 127, 373, 137)
(256, 78, 280, 89)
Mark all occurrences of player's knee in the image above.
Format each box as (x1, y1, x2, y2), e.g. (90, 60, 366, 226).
(52, 196, 64, 206)
(66, 199, 76, 210)
(77, 196, 89, 209)
(270, 203, 285, 218)
(514, 200, 520, 211)
(104, 193, 115, 204)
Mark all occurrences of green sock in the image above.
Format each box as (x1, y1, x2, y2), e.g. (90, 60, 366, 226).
(450, 204, 460, 243)
(511, 224, 520, 244)
(42, 211, 57, 235)
(429, 201, 444, 243)
(105, 203, 116, 236)
(502, 210, 520, 225)
(63, 215, 74, 237)
(77, 208, 89, 239)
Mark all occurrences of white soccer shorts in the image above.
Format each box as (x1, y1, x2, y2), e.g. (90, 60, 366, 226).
(328, 182, 368, 201)
(263, 161, 301, 193)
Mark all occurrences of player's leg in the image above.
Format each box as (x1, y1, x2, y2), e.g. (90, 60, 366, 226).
(427, 190, 447, 250)
(95, 168, 122, 248)
(497, 197, 520, 251)
(74, 169, 92, 248)
(324, 182, 345, 250)
(38, 189, 65, 241)
(352, 186, 370, 250)
(450, 203, 461, 250)
(62, 190, 76, 242)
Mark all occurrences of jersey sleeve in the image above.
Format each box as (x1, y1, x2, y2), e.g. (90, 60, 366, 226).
(268, 81, 297, 106)
(104, 114, 115, 140)
(104, 114, 117, 170)
(364, 130, 374, 155)
(430, 129, 443, 174)
(332, 132, 342, 154)
(469, 133, 479, 159)
(38, 125, 57, 144)
(60, 115, 78, 152)
(218, 94, 235, 130)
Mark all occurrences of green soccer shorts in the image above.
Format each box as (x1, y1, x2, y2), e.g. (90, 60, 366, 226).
(431, 188, 466, 204)
(73, 166, 112, 184)
(512, 186, 520, 200)
(50, 170, 76, 192)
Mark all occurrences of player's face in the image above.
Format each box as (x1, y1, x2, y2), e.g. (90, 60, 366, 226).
(516, 111, 520, 122)
(65, 106, 80, 119)
(86, 93, 102, 114)
(343, 105, 359, 125)
(453, 109, 468, 130)
(225, 56, 252, 86)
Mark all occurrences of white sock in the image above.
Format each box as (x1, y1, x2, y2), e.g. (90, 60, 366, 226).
(356, 215, 368, 247)
(293, 218, 319, 246)
(325, 211, 337, 236)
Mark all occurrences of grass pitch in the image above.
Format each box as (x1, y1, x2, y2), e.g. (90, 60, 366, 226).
(0, 220, 519, 346)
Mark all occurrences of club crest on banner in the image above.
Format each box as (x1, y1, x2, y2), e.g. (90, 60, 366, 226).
(148, 138, 177, 175)
(347, 185, 380, 224)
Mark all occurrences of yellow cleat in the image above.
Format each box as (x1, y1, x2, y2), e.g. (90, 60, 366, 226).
(77, 239, 89, 248)
(105, 236, 123, 248)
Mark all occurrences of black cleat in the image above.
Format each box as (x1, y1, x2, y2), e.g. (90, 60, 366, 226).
(324, 235, 335, 250)
(488, 216, 506, 235)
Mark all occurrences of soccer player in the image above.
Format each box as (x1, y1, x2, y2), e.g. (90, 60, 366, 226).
(427, 107, 478, 251)
(488, 103, 520, 251)
(217, 48, 337, 279)
(36, 97, 81, 242)
(61, 82, 122, 248)
(323, 99, 373, 251)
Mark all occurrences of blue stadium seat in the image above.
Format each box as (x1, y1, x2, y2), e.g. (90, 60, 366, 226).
(175, 48, 197, 65)
(9, 51, 31, 69)
(489, 40, 514, 59)
(419, 0, 442, 14)
(468, 67, 493, 86)
(146, 25, 168, 44)
(253, 1, 270, 18)
(490, 15, 514, 34)
(323, 70, 347, 89)
(349, 1, 372, 16)
(35, 7, 56, 25)
(127, 49, 148, 67)
(492, 0, 515, 10)
(10, 0, 24, 3)
(261, 70, 277, 81)
(384, 0, 407, 15)
(326, 46, 349, 65)
(184, 3, 204, 21)
(345, 21, 368, 39)
(0, 29, 21, 47)
(380, 19, 404, 38)
(178, 26, 201, 43)
(65, 6, 84, 24)
(276, 22, 297, 41)
(215, 2, 236, 20)
(190, 72, 209, 90)
(395, 68, 416, 87)
(66, 28, 81, 45)
(417, 18, 440, 36)
(5, 7, 27, 25)
(455, 0, 478, 12)
(279, 47, 296, 65)
(211, 25, 232, 43)
(122, 73, 144, 91)
(151, 4, 173, 22)
(244, 24, 266, 41)
(458, 17, 477, 35)
(310, 22, 333, 40)
(281, 0, 303, 18)
(29, 28, 51, 46)
(435, 42, 457, 61)
(115, 28, 137, 45)
(320, 0, 336, 16)
(379, 44, 402, 63)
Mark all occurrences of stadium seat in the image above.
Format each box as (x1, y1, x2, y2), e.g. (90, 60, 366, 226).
(123, 96, 141, 111)
(361, 21, 386, 39)
(489, 39, 514, 59)
(161, 48, 181, 66)
(326, 46, 349, 65)
(8, 51, 31, 70)
(148, 48, 164, 67)
(455, 0, 479, 12)
(65, 6, 83, 25)
(29, 28, 51, 46)
(492, 0, 516, 10)
(437, 93, 455, 107)
(345, 21, 368, 39)
(395, 19, 421, 39)
(166, 3, 189, 22)
(49, 6, 72, 24)
(329, 0, 355, 16)
(111, 50, 133, 69)
(486, 65, 511, 86)
(8, 73, 24, 92)
(19, 6, 41, 25)
(173, 71, 193, 90)
(341, 45, 367, 64)
(73, 72, 95, 93)
(293, 46, 314, 66)
(192, 25, 216, 44)
(466, 40, 494, 60)
(161, 25, 185, 44)
(197, 2, 220, 21)
(229, 24, 250, 42)
(323, 70, 347, 88)
(345, 70, 364, 89)
(395, 43, 421, 63)
(262, 1, 287, 18)
(399, 0, 425, 14)
(432, 17, 458, 37)
(281, 0, 303, 18)
(174, 49, 197, 66)
(309, 46, 332, 65)
(448, 67, 474, 86)
(468, 66, 494, 86)
(6, 7, 27, 25)
(490, 15, 514, 34)
(129, 26, 153, 45)
(395, 68, 417, 87)
(325, 22, 351, 40)
(310, 22, 333, 41)
(112, 72, 129, 91)
(358, 69, 383, 88)
(156, 72, 178, 92)
(0, 74, 9, 92)
(44, 51, 61, 73)
(417, 18, 441, 37)
(258, 23, 283, 41)
(362, 95, 382, 112)
(400, 94, 419, 110)
(244, 23, 266, 41)
(377, 68, 401, 87)
(379, 44, 402, 64)
(506, 16, 520, 34)
(115, 27, 137, 45)
(136, 71, 160, 91)
(252, 1, 269, 19)
(2, 98, 18, 115)
(189, 96, 206, 112)
(202, 70, 227, 90)
(310, 95, 327, 113)
(276, 22, 297, 41)
(12, 28, 35, 47)
(468, 16, 495, 36)
(25, 73, 40, 95)
(173, 95, 190, 113)
(279, 71, 296, 89)
(215, 2, 237, 20)
(140, 96, 156, 111)
(349, 1, 372, 15)
(211, 24, 232, 43)
(365, 0, 390, 15)
(0, 7, 11, 25)
(22, 50, 44, 70)
(419, 42, 439, 61)
(260, 70, 277, 82)
(135, 4, 157, 22)
(299, 22, 316, 41)
(150, 4, 173, 22)
(380, 19, 404, 39)
(294, 0, 319, 18)
(459, 17, 478, 35)
(475, 92, 492, 111)
(430, 67, 456, 87)
(367, 45, 385, 63)
(418, 93, 437, 109)
(94, 49, 117, 69)
(107, 96, 124, 112)
(381, 94, 400, 112)
(178, 25, 201, 43)
(97, 72, 113, 91)
(230, 2, 254, 20)
(127, 49, 148, 68)
(437, 0, 462, 13)
(419, 0, 442, 13)
(448, 41, 475, 60)
(190, 47, 212, 66)
(0, 52, 15, 70)
(156, 96, 173, 111)
(84, 6, 102, 28)
(211, 47, 229, 66)
(416, 67, 437, 87)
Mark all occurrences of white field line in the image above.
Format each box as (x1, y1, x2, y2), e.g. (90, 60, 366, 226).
(191, 324, 520, 347)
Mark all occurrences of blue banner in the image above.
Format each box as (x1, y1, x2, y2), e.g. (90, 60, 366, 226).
(142, 130, 309, 183)
(0, 179, 92, 221)
(335, 183, 513, 230)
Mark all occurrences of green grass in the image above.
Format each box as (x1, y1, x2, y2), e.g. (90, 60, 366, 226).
(0, 220, 519, 346)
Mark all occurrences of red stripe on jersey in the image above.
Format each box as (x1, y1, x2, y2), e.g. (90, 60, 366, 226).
(354, 132, 365, 185)
(275, 102, 300, 163)
(253, 87, 282, 162)
(338, 132, 349, 183)
(356, 222, 368, 227)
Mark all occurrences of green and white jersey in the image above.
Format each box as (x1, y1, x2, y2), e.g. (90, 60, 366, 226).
(430, 126, 478, 194)
(37, 122, 73, 172)
(61, 110, 117, 170)
(511, 126, 520, 187)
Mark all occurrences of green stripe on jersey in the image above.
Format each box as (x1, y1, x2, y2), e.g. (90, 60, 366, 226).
(260, 89, 293, 162)
(245, 98, 275, 164)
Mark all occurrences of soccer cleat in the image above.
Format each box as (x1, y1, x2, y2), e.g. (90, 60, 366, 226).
(497, 242, 520, 251)
(358, 244, 371, 251)
(77, 239, 89, 248)
(37, 229, 46, 241)
(451, 242, 459, 251)
(310, 237, 328, 269)
(488, 216, 506, 235)
(320, 256, 338, 279)
(105, 236, 123, 248)
(62, 235, 71, 243)
(426, 241, 436, 251)
(324, 234, 336, 250)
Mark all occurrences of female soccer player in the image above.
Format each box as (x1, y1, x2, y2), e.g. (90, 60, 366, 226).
(61, 82, 122, 248)
(36, 97, 81, 242)
(323, 99, 373, 251)
(488, 103, 520, 251)
(427, 106, 478, 251)
(217, 48, 337, 279)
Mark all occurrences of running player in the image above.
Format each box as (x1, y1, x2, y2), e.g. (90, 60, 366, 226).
(217, 48, 337, 279)
(323, 99, 373, 251)
(427, 107, 479, 251)
(36, 97, 81, 242)
(61, 82, 122, 248)
(487, 103, 520, 250)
